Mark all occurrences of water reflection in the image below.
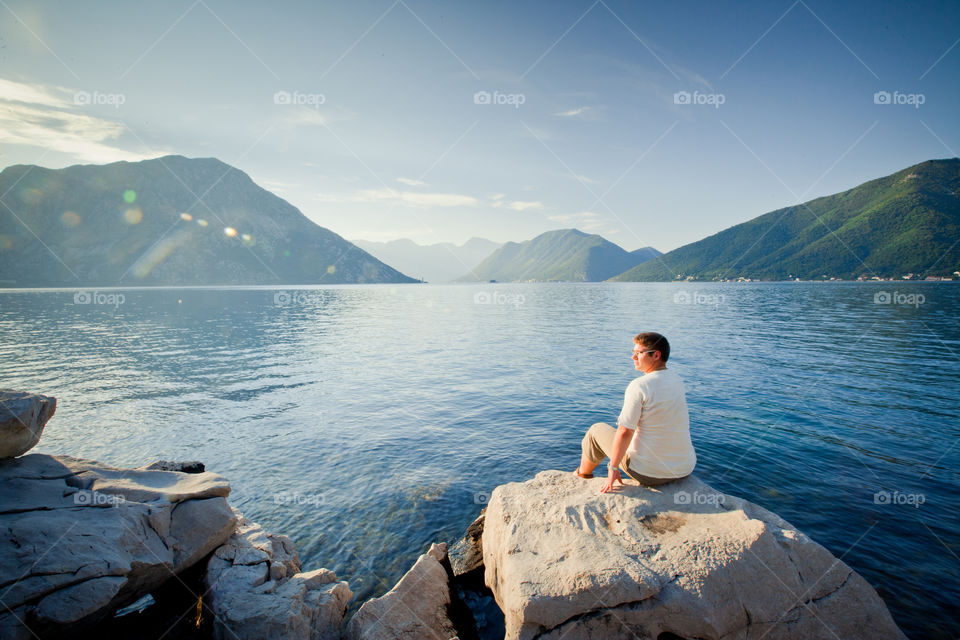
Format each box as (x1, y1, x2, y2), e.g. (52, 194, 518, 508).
(0, 282, 957, 638)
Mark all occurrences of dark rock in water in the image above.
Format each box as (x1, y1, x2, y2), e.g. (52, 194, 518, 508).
(454, 566, 505, 640)
(139, 460, 206, 474)
(0, 389, 56, 459)
(449, 511, 484, 576)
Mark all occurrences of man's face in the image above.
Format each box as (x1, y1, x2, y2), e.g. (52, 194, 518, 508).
(631, 343, 659, 372)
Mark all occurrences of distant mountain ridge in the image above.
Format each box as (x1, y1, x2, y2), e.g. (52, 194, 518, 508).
(611, 158, 960, 281)
(458, 228, 661, 282)
(352, 237, 501, 283)
(0, 155, 416, 286)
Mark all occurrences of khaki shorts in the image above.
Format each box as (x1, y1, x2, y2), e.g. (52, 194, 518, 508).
(581, 422, 686, 487)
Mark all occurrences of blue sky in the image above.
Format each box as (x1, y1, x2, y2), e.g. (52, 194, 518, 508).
(1, 0, 958, 251)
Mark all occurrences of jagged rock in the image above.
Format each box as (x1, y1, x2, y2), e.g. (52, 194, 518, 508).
(138, 460, 206, 473)
(449, 513, 484, 576)
(0, 454, 236, 639)
(346, 542, 459, 640)
(205, 511, 352, 640)
(483, 470, 907, 640)
(0, 390, 56, 458)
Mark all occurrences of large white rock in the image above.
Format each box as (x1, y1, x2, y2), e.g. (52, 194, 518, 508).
(483, 470, 906, 640)
(205, 511, 353, 640)
(0, 390, 56, 458)
(345, 542, 459, 640)
(0, 454, 236, 639)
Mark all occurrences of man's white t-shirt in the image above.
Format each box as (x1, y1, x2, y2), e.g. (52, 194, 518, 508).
(617, 368, 696, 478)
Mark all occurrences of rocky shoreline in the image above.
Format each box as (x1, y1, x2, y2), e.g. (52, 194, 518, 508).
(1, 390, 907, 639)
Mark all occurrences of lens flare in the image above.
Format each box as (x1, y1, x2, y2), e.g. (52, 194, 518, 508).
(124, 208, 143, 224)
(180, 213, 193, 221)
(61, 211, 82, 227)
(197, 219, 208, 227)
(123, 190, 136, 203)
(224, 227, 237, 237)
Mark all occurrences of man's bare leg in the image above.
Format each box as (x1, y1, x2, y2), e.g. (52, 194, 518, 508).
(577, 453, 600, 476)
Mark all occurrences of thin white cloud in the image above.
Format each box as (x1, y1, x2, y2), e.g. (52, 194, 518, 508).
(285, 107, 328, 127)
(0, 77, 166, 164)
(489, 193, 506, 201)
(260, 179, 300, 192)
(397, 177, 428, 187)
(0, 77, 73, 108)
(548, 211, 605, 231)
(555, 106, 588, 117)
(493, 200, 544, 211)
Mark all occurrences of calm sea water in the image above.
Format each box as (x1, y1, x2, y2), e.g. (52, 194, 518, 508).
(1, 282, 957, 639)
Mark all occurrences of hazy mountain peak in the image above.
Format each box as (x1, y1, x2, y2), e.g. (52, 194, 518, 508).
(458, 228, 660, 282)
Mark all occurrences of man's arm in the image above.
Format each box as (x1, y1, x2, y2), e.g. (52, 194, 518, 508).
(600, 424, 634, 493)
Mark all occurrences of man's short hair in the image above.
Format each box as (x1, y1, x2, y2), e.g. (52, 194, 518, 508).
(634, 332, 670, 363)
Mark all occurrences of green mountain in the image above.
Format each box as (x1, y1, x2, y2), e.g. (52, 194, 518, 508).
(611, 158, 960, 281)
(0, 155, 416, 286)
(457, 228, 661, 282)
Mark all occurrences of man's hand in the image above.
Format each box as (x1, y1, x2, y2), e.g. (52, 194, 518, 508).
(600, 468, 625, 493)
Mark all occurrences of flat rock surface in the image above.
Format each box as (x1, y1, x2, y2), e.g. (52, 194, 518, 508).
(483, 470, 906, 640)
(0, 453, 235, 639)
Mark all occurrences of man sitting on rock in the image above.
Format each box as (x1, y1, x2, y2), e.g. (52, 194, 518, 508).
(575, 332, 697, 493)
